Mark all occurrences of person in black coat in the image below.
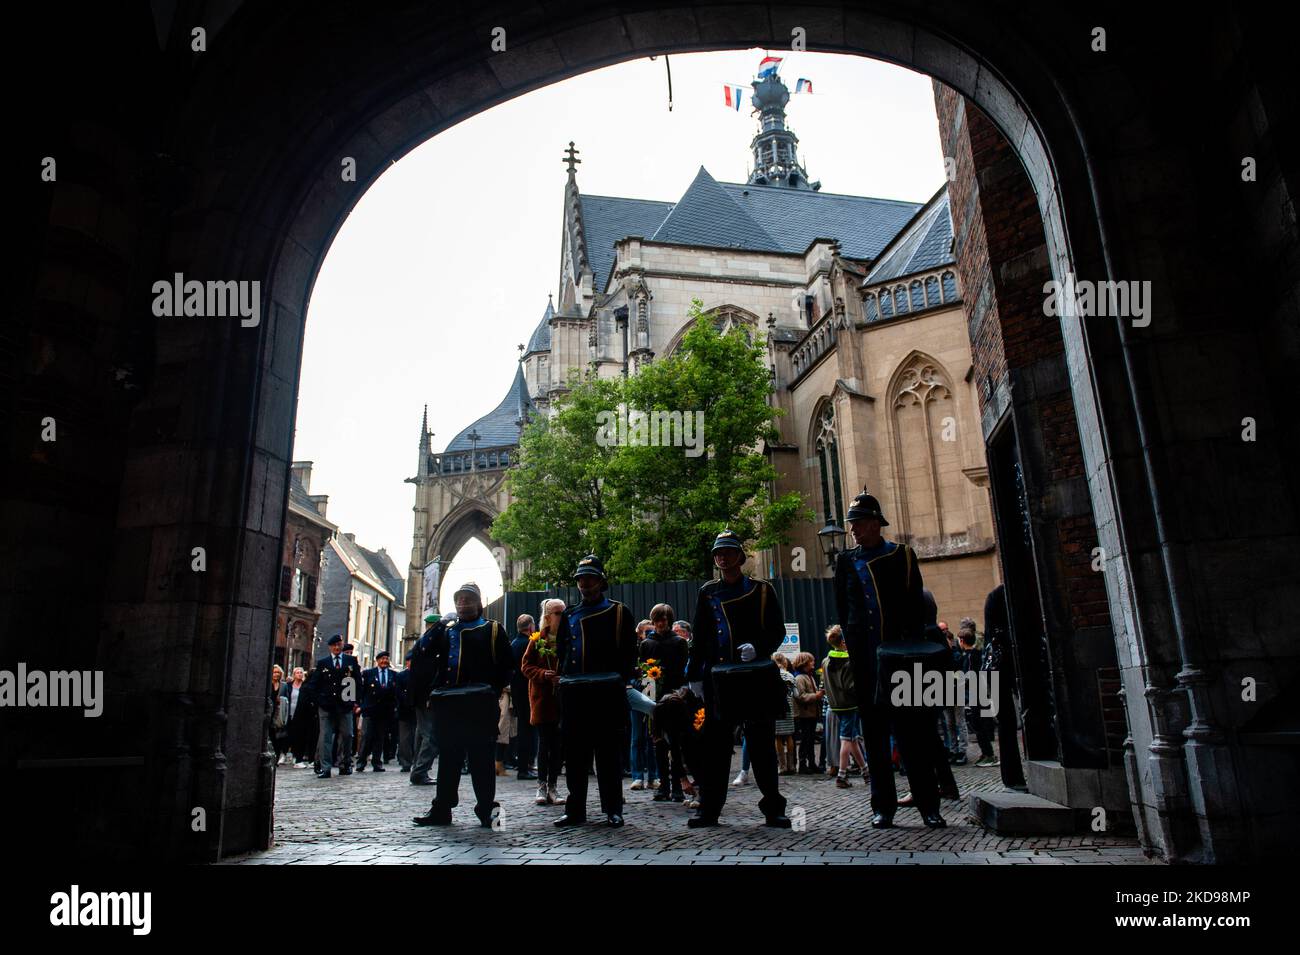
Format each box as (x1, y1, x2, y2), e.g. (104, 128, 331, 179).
(833, 491, 945, 828)
(407, 612, 445, 785)
(356, 650, 398, 772)
(394, 650, 417, 773)
(553, 555, 639, 828)
(685, 529, 791, 828)
(309, 634, 362, 778)
(509, 615, 538, 780)
(282, 666, 317, 766)
(640, 602, 688, 801)
(412, 582, 513, 827)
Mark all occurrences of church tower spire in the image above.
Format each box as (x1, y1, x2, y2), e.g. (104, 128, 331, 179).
(746, 72, 818, 190)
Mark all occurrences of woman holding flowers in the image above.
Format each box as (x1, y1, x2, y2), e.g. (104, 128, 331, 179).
(520, 598, 566, 805)
(640, 602, 689, 802)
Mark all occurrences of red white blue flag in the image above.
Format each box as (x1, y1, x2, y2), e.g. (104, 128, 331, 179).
(795, 78, 814, 94)
(758, 55, 782, 78)
(723, 84, 745, 110)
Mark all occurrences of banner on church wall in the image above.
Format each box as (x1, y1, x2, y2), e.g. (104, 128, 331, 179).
(422, 560, 440, 616)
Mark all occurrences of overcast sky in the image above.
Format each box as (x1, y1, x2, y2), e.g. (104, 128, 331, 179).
(293, 48, 948, 608)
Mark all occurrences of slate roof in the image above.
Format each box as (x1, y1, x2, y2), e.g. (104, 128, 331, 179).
(444, 364, 535, 451)
(333, 535, 395, 599)
(579, 194, 676, 293)
(719, 180, 921, 261)
(525, 298, 554, 354)
(358, 545, 406, 607)
(863, 187, 954, 287)
(651, 167, 783, 253)
(288, 473, 320, 516)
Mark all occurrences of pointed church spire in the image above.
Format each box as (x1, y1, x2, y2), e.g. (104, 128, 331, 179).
(747, 72, 818, 190)
(416, 404, 430, 479)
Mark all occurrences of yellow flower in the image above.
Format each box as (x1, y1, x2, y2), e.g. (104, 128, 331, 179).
(646, 658, 658, 665)
(693, 707, 706, 731)
(646, 666, 662, 681)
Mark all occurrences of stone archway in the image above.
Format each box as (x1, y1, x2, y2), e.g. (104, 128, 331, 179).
(18, 2, 1296, 863)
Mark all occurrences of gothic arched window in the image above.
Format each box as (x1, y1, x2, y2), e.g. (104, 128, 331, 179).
(814, 402, 844, 526)
(890, 354, 962, 540)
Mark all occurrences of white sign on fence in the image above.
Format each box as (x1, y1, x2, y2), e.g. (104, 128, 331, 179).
(780, 622, 800, 660)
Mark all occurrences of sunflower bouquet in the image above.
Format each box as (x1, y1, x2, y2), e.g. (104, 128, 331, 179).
(529, 630, 557, 664)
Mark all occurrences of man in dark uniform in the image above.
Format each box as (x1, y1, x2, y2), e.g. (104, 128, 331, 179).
(553, 555, 639, 828)
(356, 649, 398, 772)
(310, 634, 362, 779)
(833, 491, 945, 829)
(412, 582, 513, 827)
(407, 612, 442, 786)
(686, 529, 791, 828)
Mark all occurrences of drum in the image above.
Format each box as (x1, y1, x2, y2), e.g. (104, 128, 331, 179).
(428, 682, 499, 745)
(710, 659, 788, 723)
(557, 672, 625, 722)
(875, 637, 951, 705)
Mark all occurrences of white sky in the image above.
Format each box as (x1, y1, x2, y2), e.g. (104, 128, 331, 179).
(293, 49, 948, 608)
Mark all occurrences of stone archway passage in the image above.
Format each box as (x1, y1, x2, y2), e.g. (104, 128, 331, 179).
(16, 3, 1296, 863)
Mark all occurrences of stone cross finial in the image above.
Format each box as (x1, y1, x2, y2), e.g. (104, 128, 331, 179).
(563, 141, 581, 175)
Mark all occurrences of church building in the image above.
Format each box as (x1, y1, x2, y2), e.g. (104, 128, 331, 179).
(406, 68, 999, 638)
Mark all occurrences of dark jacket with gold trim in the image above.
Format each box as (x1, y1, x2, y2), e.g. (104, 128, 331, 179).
(833, 541, 926, 688)
(686, 576, 785, 683)
(425, 617, 514, 694)
(555, 598, 639, 682)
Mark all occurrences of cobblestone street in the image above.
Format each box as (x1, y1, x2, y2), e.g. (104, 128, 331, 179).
(227, 745, 1156, 865)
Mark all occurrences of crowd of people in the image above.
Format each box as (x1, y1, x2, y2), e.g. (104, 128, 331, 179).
(270, 491, 1026, 832)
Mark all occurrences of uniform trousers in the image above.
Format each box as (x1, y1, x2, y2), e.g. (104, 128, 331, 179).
(859, 696, 942, 816)
(562, 716, 625, 816)
(431, 737, 496, 818)
(699, 717, 786, 820)
(358, 713, 393, 768)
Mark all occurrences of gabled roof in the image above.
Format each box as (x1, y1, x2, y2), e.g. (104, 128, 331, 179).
(358, 545, 406, 607)
(331, 535, 396, 600)
(579, 194, 676, 293)
(863, 187, 954, 287)
(651, 167, 783, 253)
(720, 181, 921, 261)
(287, 473, 336, 531)
(445, 364, 536, 451)
(525, 298, 554, 355)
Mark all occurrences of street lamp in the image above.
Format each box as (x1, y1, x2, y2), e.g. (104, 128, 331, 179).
(817, 521, 846, 571)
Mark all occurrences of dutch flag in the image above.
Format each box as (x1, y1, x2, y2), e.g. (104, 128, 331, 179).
(723, 84, 744, 110)
(795, 78, 814, 94)
(758, 55, 782, 78)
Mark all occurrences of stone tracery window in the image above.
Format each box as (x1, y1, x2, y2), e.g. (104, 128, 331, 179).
(814, 401, 844, 526)
(890, 354, 962, 540)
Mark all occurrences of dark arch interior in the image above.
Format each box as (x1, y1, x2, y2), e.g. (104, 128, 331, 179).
(9, 2, 1296, 864)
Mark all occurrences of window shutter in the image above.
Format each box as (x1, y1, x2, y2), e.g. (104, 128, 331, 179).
(279, 565, 292, 602)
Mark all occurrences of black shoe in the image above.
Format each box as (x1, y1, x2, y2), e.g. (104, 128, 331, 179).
(355, 763, 366, 772)
(399, 766, 411, 773)
(871, 813, 894, 829)
(517, 769, 537, 781)
(606, 814, 624, 828)
(922, 812, 947, 828)
(554, 814, 585, 827)
(477, 802, 501, 828)
(764, 814, 792, 828)
(939, 786, 960, 801)
(412, 809, 452, 826)
(687, 815, 721, 828)
(373, 764, 385, 772)
(951, 755, 968, 766)
(410, 775, 435, 786)
(671, 791, 685, 802)
(653, 790, 671, 802)
(315, 770, 331, 779)
(339, 767, 352, 776)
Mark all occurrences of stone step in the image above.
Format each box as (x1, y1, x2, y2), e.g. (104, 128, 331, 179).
(970, 791, 1081, 835)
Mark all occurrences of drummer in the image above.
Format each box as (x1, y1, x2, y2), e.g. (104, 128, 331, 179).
(685, 529, 791, 828)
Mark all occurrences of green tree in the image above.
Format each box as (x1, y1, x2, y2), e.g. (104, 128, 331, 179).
(493, 299, 812, 586)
